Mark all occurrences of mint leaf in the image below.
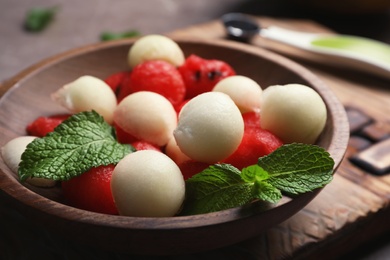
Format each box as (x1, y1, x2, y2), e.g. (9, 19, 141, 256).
(241, 164, 268, 182)
(181, 143, 335, 215)
(243, 165, 281, 203)
(18, 111, 134, 181)
(252, 181, 282, 203)
(257, 143, 334, 195)
(181, 164, 254, 215)
(25, 6, 59, 32)
(100, 30, 141, 41)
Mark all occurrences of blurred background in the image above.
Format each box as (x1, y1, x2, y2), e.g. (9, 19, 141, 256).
(1, 0, 390, 259)
(1, 0, 390, 83)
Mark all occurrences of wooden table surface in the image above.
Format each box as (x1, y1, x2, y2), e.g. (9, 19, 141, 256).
(1, 0, 390, 259)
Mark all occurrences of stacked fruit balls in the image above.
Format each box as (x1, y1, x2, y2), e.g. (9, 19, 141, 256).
(1, 34, 327, 217)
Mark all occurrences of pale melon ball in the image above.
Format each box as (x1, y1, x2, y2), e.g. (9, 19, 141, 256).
(174, 92, 244, 163)
(260, 84, 327, 144)
(212, 75, 263, 113)
(1, 136, 56, 187)
(165, 137, 191, 164)
(111, 150, 185, 217)
(113, 91, 177, 146)
(51, 75, 117, 124)
(128, 34, 185, 68)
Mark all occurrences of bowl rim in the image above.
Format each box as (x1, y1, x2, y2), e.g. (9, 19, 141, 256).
(0, 37, 349, 231)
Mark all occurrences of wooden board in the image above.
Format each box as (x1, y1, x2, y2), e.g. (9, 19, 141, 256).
(168, 16, 390, 259)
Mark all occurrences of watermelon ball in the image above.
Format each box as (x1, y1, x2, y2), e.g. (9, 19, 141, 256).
(104, 71, 127, 98)
(113, 122, 139, 144)
(26, 114, 70, 137)
(130, 60, 186, 107)
(61, 164, 119, 215)
(242, 111, 261, 129)
(131, 140, 162, 152)
(177, 160, 211, 180)
(223, 127, 284, 170)
(103, 71, 133, 103)
(178, 54, 236, 99)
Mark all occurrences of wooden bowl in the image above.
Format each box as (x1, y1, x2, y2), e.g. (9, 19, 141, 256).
(0, 38, 349, 255)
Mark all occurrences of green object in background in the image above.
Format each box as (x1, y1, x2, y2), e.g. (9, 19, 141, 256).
(24, 6, 59, 32)
(311, 36, 390, 65)
(100, 30, 141, 41)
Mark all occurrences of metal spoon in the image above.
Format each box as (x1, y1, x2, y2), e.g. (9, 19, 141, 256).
(221, 13, 390, 81)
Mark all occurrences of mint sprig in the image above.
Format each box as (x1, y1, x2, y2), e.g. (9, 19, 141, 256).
(24, 6, 59, 32)
(256, 143, 334, 195)
(182, 164, 254, 215)
(18, 111, 134, 181)
(100, 30, 141, 41)
(181, 143, 334, 215)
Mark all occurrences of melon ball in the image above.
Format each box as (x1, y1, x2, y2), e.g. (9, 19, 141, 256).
(260, 84, 327, 144)
(212, 75, 262, 113)
(51, 75, 117, 124)
(111, 150, 185, 217)
(165, 137, 191, 165)
(113, 91, 177, 146)
(128, 34, 185, 68)
(1, 136, 56, 187)
(174, 92, 244, 163)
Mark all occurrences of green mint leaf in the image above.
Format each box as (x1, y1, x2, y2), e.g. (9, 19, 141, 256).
(257, 143, 334, 195)
(243, 165, 281, 203)
(100, 30, 141, 41)
(18, 111, 134, 181)
(25, 6, 59, 32)
(241, 164, 268, 183)
(182, 143, 335, 215)
(181, 164, 254, 215)
(252, 181, 282, 203)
